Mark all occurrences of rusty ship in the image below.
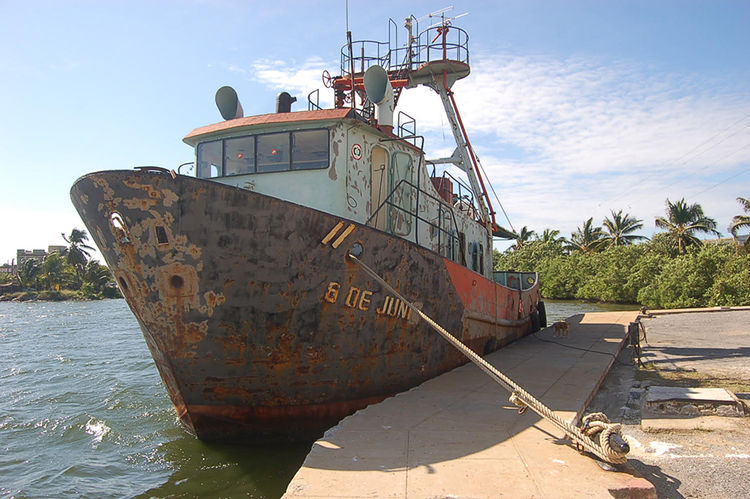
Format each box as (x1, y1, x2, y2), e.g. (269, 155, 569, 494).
(71, 11, 544, 442)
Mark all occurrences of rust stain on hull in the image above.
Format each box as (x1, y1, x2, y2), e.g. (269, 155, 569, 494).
(70, 170, 540, 442)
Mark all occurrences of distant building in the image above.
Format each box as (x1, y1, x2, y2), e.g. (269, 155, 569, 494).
(734, 234, 749, 246)
(17, 249, 47, 267)
(14, 245, 68, 270)
(48, 245, 67, 255)
(709, 235, 749, 246)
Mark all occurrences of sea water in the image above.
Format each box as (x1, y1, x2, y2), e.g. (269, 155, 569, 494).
(0, 300, 308, 498)
(0, 298, 634, 498)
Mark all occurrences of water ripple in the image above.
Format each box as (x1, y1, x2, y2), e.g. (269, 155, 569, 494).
(0, 299, 309, 498)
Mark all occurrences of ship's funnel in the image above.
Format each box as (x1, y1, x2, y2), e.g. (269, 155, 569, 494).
(363, 65, 394, 129)
(276, 92, 297, 113)
(215, 86, 244, 120)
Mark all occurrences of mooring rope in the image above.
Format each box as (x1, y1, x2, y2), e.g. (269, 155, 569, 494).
(347, 252, 629, 464)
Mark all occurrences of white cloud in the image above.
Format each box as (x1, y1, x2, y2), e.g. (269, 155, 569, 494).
(247, 52, 750, 240)
(403, 53, 750, 172)
(250, 57, 335, 109)
(395, 52, 750, 238)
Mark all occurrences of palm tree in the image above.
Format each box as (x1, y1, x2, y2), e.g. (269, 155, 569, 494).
(566, 218, 605, 253)
(512, 226, 536, 249)
(62, 228, 94, 268)
(654, 198, 720, 253)
(40, 252, 67, 290)
(62, 228, 95, 286)
(729, 196, 750, 246)
(83, 260, 113, 295)
(601, 210, 647, 247)
(537, 228, 563, 244)
(15, 259, 41, 290)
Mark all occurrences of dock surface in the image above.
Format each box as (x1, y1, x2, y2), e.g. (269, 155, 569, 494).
(283, 310, 655, 498)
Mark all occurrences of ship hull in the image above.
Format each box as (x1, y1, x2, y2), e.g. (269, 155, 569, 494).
(71, 169, 540, 442)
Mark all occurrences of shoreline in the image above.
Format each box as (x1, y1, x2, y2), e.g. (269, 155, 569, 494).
(0, 291, 123, 302)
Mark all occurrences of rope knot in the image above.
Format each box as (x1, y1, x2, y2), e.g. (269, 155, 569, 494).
(579, 412, 629, 464)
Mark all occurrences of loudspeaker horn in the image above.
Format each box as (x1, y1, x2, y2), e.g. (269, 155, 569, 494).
(363, 65, 394, 128)
(215, 86, 244, 120)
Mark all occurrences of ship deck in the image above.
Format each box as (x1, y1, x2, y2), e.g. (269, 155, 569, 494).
(283, 310, 656, 498)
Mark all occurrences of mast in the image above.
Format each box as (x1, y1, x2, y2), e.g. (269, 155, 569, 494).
(429, 76, 492, 230)
(330, 9, 497, 232)
(407, 11, 496, 232)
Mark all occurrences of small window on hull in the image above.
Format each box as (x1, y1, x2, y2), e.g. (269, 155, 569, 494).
(155, 226, 169, 245)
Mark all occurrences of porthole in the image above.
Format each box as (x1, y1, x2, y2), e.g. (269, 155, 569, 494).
(169, 275, 184, 290)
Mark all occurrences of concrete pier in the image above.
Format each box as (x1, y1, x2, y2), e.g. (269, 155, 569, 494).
(283, 311, 656, 498)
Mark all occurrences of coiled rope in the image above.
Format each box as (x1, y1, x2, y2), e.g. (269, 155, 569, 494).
(580, 413, 628, 464)
(348, 253, 629, 464)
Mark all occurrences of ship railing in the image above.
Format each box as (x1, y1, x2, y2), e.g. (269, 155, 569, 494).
(429, 166, 476, 210)
(308, 89, 321, 110)
(397, 111, 417, 146)
(341, 19, 469, 76)
(367, 178, 463, 263)
(412, 24, 469, 67)
(177, 162, 195, 175)
(493, 271, 538, 291)
(341, 39, 397, 75)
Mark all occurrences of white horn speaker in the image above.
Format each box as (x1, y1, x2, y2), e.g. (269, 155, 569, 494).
(364, 65, 394, 128)
(215, 86, 244, 120)
(364, 65, 389, 104)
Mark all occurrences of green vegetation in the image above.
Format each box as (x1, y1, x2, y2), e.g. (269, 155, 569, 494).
(0, 229, 121, 301)
(494, 198, 750, 309)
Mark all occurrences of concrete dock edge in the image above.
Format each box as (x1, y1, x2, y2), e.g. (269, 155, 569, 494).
(283, 311, 656, 498)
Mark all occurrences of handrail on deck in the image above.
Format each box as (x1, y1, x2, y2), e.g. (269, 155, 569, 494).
(341, 23, 469, 76)
(366, 178, 462, 263)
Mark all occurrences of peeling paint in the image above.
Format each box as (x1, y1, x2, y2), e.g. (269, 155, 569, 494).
(71, 160, 538, 443)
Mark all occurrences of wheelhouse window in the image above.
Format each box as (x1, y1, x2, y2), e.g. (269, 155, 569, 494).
(225, 136, 255, 175)
(257, 132, 290, 173)
(292, 129, 329, 170)
(197, 141, 222, 178)
(196, 128, 329, 178)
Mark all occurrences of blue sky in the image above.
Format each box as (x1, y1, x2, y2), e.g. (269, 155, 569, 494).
(1, 0, 749, 263)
